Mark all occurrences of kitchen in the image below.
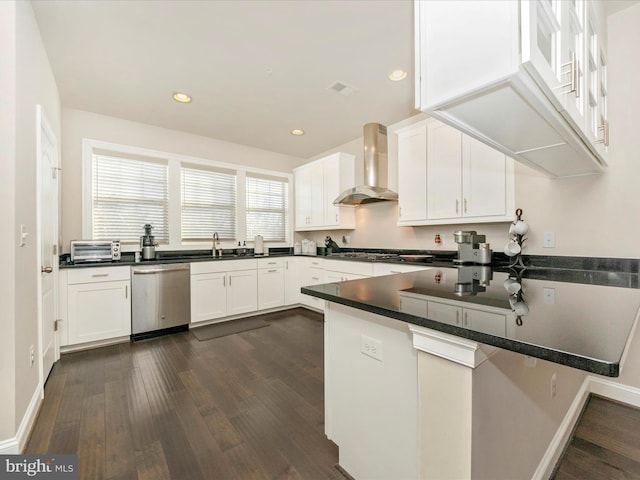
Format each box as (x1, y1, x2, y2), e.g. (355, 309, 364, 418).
(2, 0, 640, 479)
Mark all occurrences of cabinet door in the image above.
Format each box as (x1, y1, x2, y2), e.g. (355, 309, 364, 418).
(462, 309, 506, 336)
(462, 135, 508, 218)
(309, 161, 325, 227)
(190, 272, 227, 322)
(258, 268, 285, 309)
(284, 258, 302, 305)
(301, 266, 325, 310)
(427, 121, 462, 220)
(521, 0, 565, 108)
(294, 167, 312, 229)
(227, 269, 258, 315)
(397, 122, 428, 223)
(559, 0, 586, 129)
(68, 280, 131, 344)
(427, 300, 462, 327)
(585, 5, 609, 161)
(323, 153, 356, 228)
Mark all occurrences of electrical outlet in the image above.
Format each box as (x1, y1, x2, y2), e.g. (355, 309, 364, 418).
(29, 345, 34, 367)
(543, 232, 556, 248)
(551, 373, 557, 398)
(361, 334, 382, 361)
(525, 356, 537, 367)
(543, 287, 555, 304)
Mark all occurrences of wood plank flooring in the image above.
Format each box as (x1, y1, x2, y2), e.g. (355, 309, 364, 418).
(26, 308, 342, 480)
(553, 395, 640, 479)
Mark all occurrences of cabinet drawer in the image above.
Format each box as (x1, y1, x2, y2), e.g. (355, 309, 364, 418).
(257, 257, 285, 269)
(191, 259, 258, 274)
(67, 266, 130, 284)
(324, 259, 374, 276)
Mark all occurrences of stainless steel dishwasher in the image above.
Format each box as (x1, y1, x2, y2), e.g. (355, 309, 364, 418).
(131, 263, 191, 340)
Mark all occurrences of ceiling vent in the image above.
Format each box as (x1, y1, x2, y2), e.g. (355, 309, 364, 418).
(328, 81, 357, 97)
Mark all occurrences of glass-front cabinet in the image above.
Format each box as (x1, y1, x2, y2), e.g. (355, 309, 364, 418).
(522, 0, 608, 162)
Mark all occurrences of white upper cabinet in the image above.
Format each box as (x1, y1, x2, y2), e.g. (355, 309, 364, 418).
(415, 0, 609, 178)
(396, 119, 514, 226)
(294, 152, 356, 231)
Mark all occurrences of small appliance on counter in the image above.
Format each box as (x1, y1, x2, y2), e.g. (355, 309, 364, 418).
(453, 230, 492, 265)
(140, 223, 158, 260)
(254, 235, 264, 255)
(70, 240, 121, 263)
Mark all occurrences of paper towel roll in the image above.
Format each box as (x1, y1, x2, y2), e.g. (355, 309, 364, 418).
(254, 235, 264, 255)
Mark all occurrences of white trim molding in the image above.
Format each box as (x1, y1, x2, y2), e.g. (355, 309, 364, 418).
(0, 384, 42, 454)
(408, 324, 498, 368)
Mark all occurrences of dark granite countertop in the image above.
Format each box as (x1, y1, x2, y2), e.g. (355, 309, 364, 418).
(302, 265, 640, 377)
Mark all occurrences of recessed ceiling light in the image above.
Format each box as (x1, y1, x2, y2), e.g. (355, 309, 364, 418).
(389, 69, 408, 81)
(173, 92, 192, 103)
(291, 129, 305, 136)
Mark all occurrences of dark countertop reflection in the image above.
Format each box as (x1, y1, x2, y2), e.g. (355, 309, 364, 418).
(302, 266, 640, 377)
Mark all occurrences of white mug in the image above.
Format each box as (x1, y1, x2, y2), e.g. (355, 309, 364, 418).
(509, 220, 529, 235)
(509, 298, 529, 316)
(504, 241, 521, 257)
(503, 278, 522, 294)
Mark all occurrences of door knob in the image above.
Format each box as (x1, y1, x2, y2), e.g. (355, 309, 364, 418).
(41, 266, 53, 273)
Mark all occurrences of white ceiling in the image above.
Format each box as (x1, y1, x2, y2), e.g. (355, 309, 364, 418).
(31, 0, 639, 160)
(31, 0, 416, 159)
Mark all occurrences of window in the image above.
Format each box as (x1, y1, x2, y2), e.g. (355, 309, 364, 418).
(181, 165, 236, 241)
(246, 174, 289, 242)
(84, 139, 292, 249)
(92, 154, 168, 243)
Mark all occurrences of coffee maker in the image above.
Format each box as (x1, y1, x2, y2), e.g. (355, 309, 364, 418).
(140, 223, 158, 260)
(453, 230, 492, 265)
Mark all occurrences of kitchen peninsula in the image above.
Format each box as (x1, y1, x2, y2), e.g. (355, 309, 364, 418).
(302, 264, 640, 479)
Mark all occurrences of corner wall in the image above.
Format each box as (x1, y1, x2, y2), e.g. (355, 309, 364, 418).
(0, 0, 17, 443)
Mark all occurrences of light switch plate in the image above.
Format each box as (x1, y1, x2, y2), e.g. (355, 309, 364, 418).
(543, 232, 556, 248)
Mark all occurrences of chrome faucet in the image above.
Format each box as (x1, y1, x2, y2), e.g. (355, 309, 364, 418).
(213, 232, 221, 257)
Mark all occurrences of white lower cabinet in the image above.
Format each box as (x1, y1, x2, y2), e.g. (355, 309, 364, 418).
(284, 257, 304, 305)
(66, 266, 131, 345)
(190, 259, 258, 322)
(300, 258, 326, 310)
(257, 258, 285, 310)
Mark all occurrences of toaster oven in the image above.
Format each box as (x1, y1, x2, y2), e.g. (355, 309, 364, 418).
(70, 240, 121, 263)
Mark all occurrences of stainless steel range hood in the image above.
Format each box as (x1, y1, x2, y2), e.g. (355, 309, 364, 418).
(334, 123, 398, 205)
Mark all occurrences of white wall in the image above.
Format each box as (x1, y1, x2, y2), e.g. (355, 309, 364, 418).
(301, 2, 640, 260)
(60, 108, 303, 251)
(0, 0, 17, 443)
(1, 0, 61, 449)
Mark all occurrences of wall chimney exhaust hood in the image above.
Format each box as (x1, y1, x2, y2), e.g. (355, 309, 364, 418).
(334, 123, 398, 205)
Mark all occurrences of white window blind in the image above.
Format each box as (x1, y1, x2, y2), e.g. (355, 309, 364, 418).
(246, 175, 289, 242)
(92, 154, 168, 242)
(181, 165, 237, 240)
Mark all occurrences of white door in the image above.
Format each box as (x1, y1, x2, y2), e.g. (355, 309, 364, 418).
(462, 135, 507, 218)
(37, 105, 59, 385)
(397, 122, 428, 223)
(426, 121, 462, 219)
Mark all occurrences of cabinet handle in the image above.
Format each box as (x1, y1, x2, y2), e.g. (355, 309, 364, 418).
(335, 213, 339, 222)
(223, 276, 226, 287)
(464, 198, 468, 213)
(399, 206, 402, 218)
(268, 269, 277, 273)
(285, 261, 288, 269)
(596, 121, 610, 147)
(92, 273, 109, 278)
(455, 199, 459, 214)
(125, 285, 128, 299)
(312, 276, 319, 281)
(456, 310, 460, 325)
(560, 51, 578, 96)
(268, 261, 276, 265)
(464, 311, 469, 327)
(229, 276, 232, 286)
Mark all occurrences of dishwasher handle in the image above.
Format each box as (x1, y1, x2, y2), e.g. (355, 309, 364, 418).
(132, 265, 190, 275)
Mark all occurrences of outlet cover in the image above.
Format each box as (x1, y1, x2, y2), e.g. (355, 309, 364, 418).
(360, 334, 382, 361)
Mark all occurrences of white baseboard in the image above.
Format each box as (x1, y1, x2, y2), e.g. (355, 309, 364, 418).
(533, 375, 640, 479)
(0, 383, 42, 454)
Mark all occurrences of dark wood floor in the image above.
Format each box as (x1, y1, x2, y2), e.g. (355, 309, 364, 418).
(553, 395, 640, 479)
(26, 308, 342, 480)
